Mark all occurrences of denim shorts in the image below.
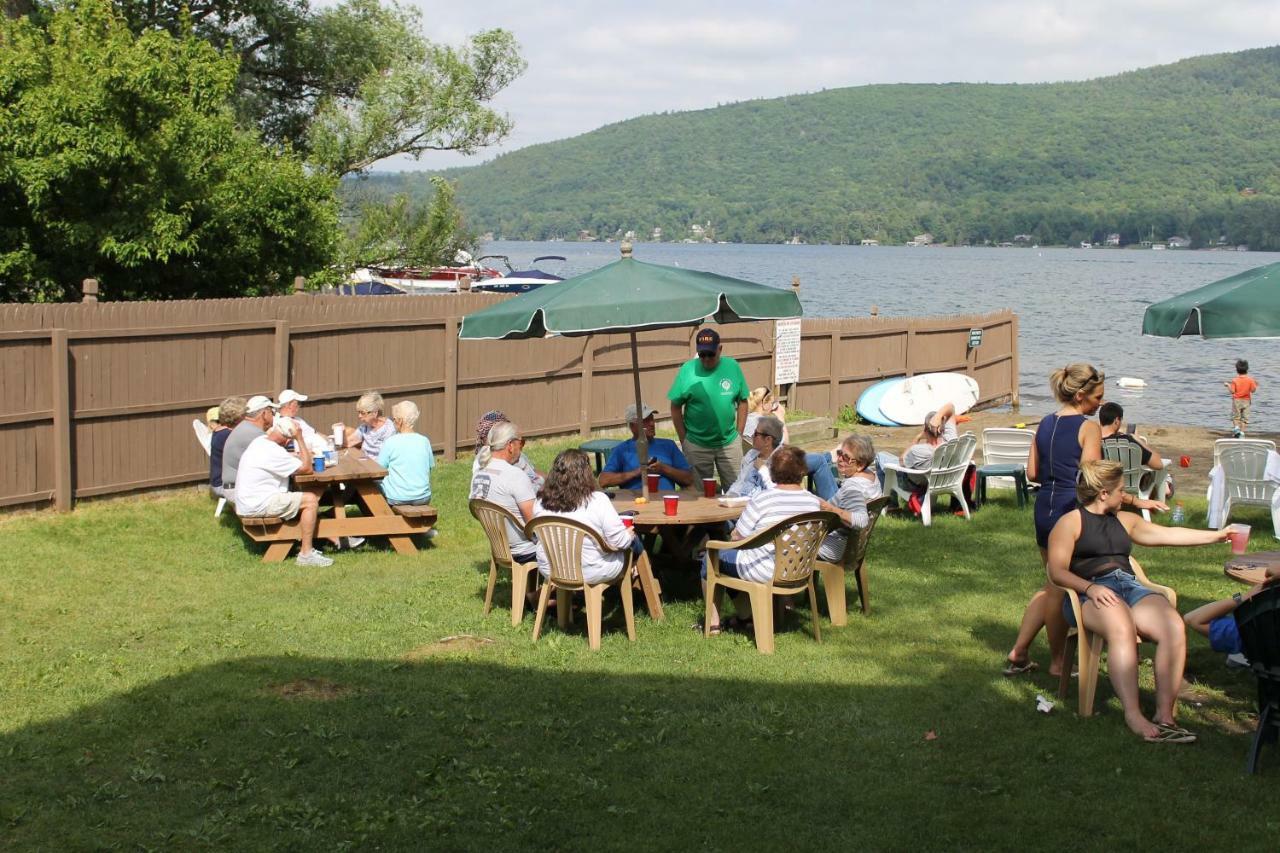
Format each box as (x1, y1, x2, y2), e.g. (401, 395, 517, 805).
(1062, 569, 1160, 627)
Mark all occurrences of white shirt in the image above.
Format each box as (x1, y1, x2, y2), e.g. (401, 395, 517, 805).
(902, 420, 959, 470)
(819, 474, 882, 562)
(235, 436, 302, 515)
(533, 492, 633, 584)
(731, 488, 822, 583)
(472, 451, 543, 490)
(470, 457, 538, 556)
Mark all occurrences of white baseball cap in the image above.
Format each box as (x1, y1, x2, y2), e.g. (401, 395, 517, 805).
(277, 389, 308, 405)
(245, 395, 279, 415)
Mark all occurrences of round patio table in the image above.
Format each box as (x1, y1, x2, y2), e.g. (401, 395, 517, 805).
(610, 488, 745, 526)
(1225, 550, 1280, 586)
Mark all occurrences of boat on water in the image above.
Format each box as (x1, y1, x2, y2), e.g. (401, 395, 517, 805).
(470, 255, 566, 293)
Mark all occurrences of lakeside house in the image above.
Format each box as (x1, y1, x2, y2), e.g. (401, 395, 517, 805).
(1168, 235, 1191, 249)
(859, 238, 879, 246)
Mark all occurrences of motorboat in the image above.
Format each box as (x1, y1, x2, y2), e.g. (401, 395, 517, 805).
(470, 255, 567, 293)
(342, 250, 503, 295)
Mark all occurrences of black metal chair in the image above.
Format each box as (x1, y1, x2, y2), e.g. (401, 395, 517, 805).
(1234, 584, 1280, 774)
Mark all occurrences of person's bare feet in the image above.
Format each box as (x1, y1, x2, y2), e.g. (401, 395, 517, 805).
(1124, 711, 1161, 740)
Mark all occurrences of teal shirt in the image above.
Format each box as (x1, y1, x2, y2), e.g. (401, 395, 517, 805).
(667, 355, 748, 448)
(378, 432, 434, 503)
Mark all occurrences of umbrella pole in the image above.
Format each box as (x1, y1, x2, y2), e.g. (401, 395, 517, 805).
(630, 332, 649, 501)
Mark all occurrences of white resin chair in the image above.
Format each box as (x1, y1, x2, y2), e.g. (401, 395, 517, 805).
(192, 418, 213, 456)
(1214, 438, 1276, 469)
(1101, 437, 1167, 521)
(883, 433, 978, 526)
(1217, 444, 1280, 537)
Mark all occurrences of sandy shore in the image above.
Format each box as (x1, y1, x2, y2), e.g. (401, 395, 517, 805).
(839, 408, 1277, 501)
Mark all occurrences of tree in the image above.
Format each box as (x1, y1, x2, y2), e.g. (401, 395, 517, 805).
(337, 177, 475, 273)
(0, 0, 337, 300)
(106, 0, 525, 177)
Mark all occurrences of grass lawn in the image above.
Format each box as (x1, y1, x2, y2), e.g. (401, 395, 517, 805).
(2, 438, 1277, 850)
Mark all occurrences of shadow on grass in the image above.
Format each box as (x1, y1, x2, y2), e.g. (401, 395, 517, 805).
(3, 653, 1277, 850)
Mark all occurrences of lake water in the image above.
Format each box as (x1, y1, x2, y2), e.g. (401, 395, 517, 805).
(481, 241, 1280, 429)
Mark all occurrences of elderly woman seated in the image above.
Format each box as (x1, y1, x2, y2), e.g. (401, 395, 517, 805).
(703, 446, 821, 632)
(341, 391, 396, 459)
(817, 434, 881, 562)
(533, 449, 640, 584)
(377, 400, 434, 507)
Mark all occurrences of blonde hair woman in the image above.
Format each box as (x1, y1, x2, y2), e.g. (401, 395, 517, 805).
(743, 386, 788, 444)
(1005, 364, 1167, 677)
(1048, 460, 1228, 742)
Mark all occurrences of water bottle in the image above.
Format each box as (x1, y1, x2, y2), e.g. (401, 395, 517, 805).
(1171, 502, 1185, 525)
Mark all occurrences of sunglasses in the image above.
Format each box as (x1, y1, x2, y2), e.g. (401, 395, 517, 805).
(836, 450, 854, 463)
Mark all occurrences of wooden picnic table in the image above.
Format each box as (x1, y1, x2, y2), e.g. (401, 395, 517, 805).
(610, 488, 746, 527)
(1224, 550, 1280, 586)
(240, 448, 436, 562)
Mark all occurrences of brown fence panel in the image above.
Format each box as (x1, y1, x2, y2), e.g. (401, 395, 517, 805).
(0, 295, 1017, 510)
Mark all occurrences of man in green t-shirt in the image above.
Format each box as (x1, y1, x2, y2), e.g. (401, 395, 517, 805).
(668, 328, 749, 490)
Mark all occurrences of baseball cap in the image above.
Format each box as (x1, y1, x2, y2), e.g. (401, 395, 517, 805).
(245, 395, 278, 415)
(272, 415, 298, 438)
(624, 402, 657, 422)
(695, 328, 720, 354)
(277, 389, 308, 405)
(754, 415, 784, 443)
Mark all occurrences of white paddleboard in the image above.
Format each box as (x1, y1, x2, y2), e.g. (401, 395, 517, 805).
(1116, 377, 1147, 389)
(877, 372, 980, 426)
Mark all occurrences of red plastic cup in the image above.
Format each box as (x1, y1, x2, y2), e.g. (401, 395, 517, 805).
(646, 472, 661, 493)
(1230, 524, 1251, 555)
(1179, 455, 1191, 468)
(620, 515, 634, 529)
(663, 494, 679, 516)
(702, 478, 717, 498)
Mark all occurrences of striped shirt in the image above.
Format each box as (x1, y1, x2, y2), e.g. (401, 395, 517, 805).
(819, 474, 882, 562)
(731, 487, 822, 583)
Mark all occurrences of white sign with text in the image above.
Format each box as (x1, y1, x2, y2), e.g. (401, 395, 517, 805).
(773, 318, 802, 386)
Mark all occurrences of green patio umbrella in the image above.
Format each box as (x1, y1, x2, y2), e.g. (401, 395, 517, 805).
(1143, 261, 1280, 339)
(459, 243, 803, 498)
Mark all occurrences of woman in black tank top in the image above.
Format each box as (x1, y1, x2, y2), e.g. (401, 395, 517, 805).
(1047, 460, 1230, 743)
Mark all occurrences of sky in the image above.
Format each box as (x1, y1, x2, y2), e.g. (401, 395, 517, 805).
(384, 0, 1280, 171)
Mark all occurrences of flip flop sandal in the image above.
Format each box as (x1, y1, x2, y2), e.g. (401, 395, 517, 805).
(1145, 723, 1197, 744)
(693, 620, 722, 636)
(1002, 658, 1039, 677)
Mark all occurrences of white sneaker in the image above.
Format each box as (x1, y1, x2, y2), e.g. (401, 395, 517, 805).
(1226, 652, 1250, 668)
(296, 549, 334, 567)
(344, 536, 365, 550)
(425, 529, 437, 540)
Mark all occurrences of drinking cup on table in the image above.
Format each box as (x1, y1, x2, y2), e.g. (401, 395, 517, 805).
(702, 478, 718, 498)
(332, 423, 345, 448)
(646, 472, 661, 493)
(663, 494, 679, 516)
(312, 457, 325, 473)
(1230, 524, 1251, 555)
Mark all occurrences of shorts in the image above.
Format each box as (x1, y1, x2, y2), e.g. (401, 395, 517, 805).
(1208, 615, 1243, 655)
(701, 548, 743, 580)
(240, 491, 303, 521)
(1062, 568, 1160, 627)
(1232, 398, 1251, 426)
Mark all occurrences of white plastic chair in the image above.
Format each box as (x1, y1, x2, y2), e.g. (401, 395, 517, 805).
(981, 427, 1035, 489)
(1101, 437, 1168, 521)
(1214, 438, 1276, 469)
(883, 432, 978, 526)
(1217, 444, 1280, 536)
(192, 419, 213, 455)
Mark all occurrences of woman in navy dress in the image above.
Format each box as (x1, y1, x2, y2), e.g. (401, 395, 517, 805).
(1003, 364, 1166, 677)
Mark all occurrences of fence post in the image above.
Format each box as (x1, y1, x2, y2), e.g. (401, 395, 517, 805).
(51, 329, 73, 511)
(579, 336, 594, 437)
(81, 278, 99, 304)
(273, 321, 290, 393)
(1009, 311, 1020, 408)
(905, 323, 916, 377)
(827, 330, 840, 417)
(443, 317, 458, 461)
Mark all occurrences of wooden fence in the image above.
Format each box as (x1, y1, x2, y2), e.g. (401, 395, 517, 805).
(0, 294, 1017, 510)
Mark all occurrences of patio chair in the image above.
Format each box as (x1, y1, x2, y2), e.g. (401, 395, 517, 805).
(1052, 556, 1176, 716)
(1101, 437, 1168, 522)
(527, 517, 637, 650)
(1216, 444, 1280, 537)
(469, 498, 538, 627)
(976, 427, 1034, 508)
(704, 510, 839, 654)
(882, 432, 977, 526)
(1233, 584, 1280, 774)
(192, 418, 213, 456)
(1213, 437, 1276, 469)
(815, 496, 889, 624)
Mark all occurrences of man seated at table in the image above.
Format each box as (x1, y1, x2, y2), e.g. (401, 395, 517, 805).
(277, 388, 325, 451)
(598, 403, 694, 492)
(235, 416, 332, 567)
(1099, 402, 1168, 494)
(222, 395, 278, 494)
(727, 416, 838, 500)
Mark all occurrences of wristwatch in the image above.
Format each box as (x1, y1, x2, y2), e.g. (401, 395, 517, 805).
(1233, 592, 1244, 603)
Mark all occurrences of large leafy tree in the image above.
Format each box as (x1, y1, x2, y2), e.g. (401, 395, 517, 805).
(0, 0, 337, 300)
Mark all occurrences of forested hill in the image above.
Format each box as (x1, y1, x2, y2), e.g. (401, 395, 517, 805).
(354, 47, 1280, 249)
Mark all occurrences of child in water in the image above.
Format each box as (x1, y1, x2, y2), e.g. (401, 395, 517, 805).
(1224, 359, 1258, 438)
